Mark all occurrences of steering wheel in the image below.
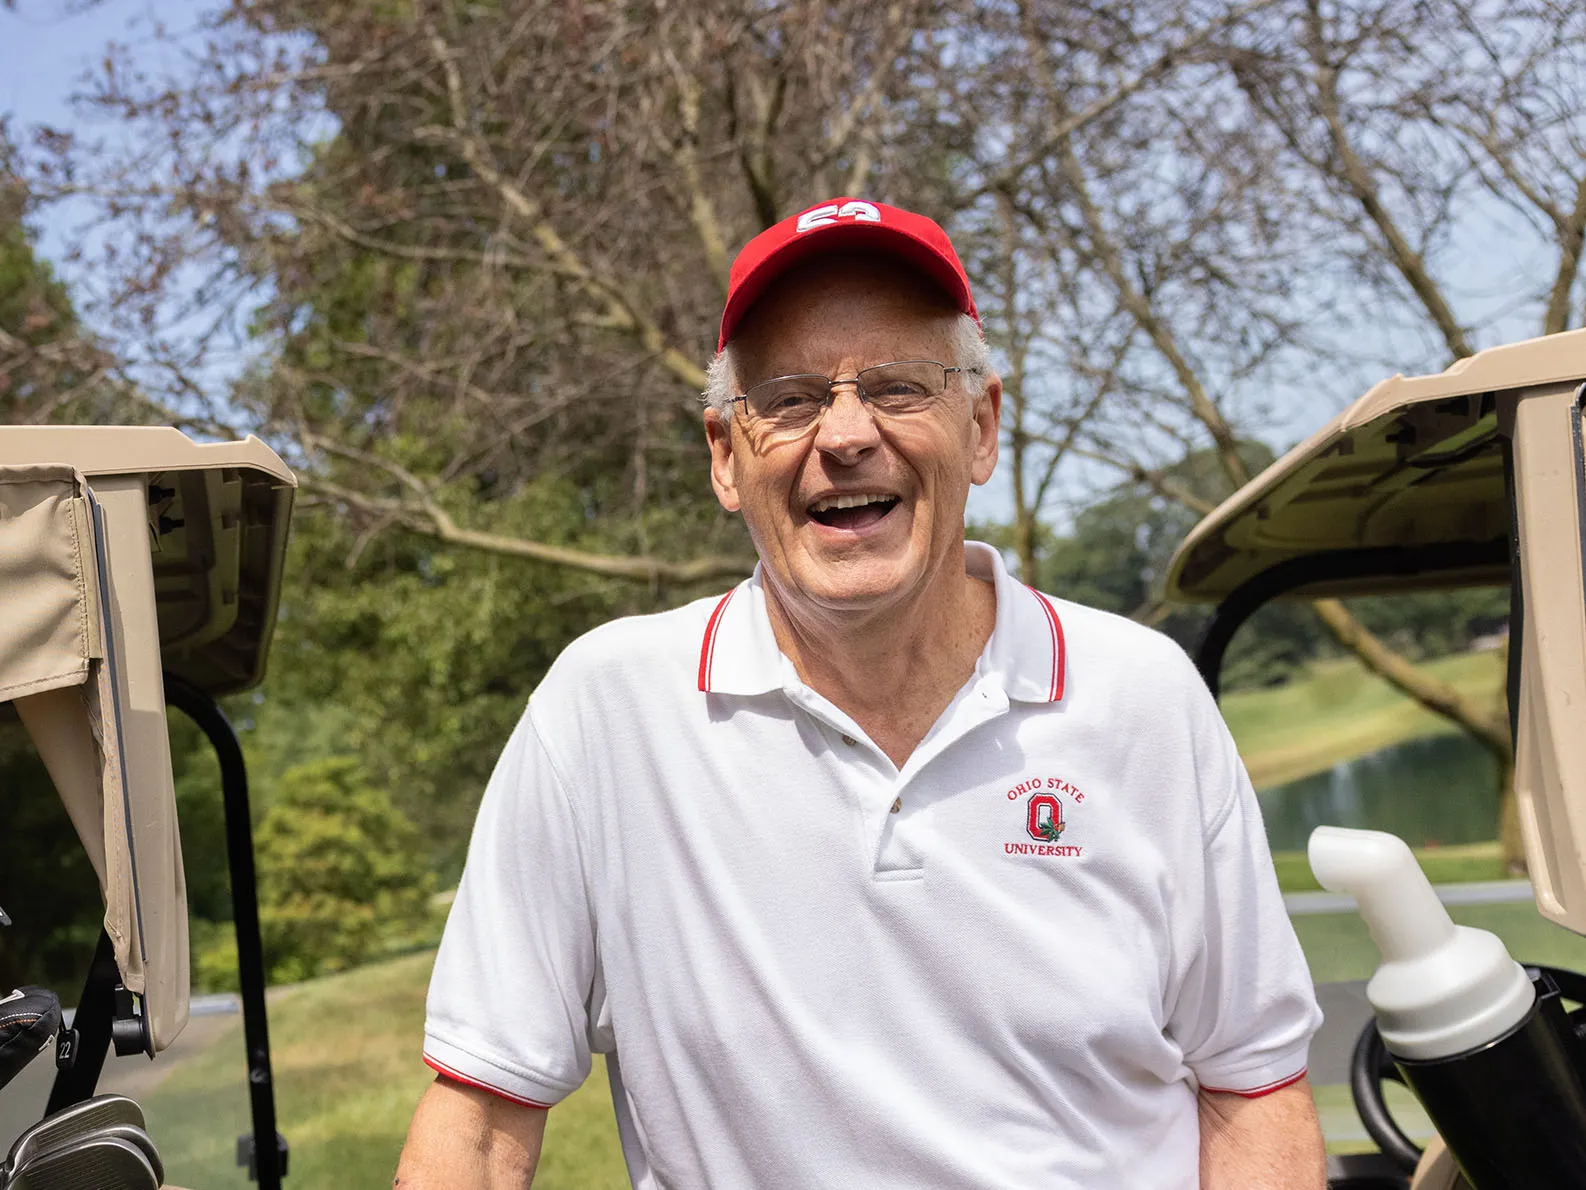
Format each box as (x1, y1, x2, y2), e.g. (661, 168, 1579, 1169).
(1349, 964, 1586, 1173)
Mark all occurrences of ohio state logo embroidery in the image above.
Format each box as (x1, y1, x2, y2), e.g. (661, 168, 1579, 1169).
(1004, 776, 1084, 858)
(1027, 793, 1064, 841)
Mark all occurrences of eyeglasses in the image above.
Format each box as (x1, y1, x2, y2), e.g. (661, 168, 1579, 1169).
(734, 360, 970, 439)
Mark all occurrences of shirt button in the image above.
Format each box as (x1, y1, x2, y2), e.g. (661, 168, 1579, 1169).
(890, 796, 902, 814)
(841, 734, 856, 746)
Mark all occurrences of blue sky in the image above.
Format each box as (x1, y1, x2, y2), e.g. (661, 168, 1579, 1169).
(1, 0, 204, 263)
(0, 2, 118, 132)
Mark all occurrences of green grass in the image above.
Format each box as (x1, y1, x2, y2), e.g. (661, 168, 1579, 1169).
(142, 951, 629, 1190)
(1224, 651, 1505, 789)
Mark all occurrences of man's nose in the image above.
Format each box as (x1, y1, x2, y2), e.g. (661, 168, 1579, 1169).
(812, 384, 880, 461)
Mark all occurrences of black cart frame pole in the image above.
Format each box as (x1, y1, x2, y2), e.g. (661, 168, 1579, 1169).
(46, 929, 121, 1113)
(164, 673, 286, 1189)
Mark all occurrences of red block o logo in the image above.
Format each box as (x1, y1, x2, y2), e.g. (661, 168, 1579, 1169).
(1027, 793, 1064, 841)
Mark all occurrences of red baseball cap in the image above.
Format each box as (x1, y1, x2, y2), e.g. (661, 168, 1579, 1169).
(717, 197, 978, 351)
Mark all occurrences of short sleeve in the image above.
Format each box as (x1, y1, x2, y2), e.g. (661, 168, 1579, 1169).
(423, 707, 597, 1107)
(1168, 692, 1323, 1097)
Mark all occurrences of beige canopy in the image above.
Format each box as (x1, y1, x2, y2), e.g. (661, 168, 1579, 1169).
(1167, 328, 1586, 603)
(1, 427, 295, 1051)
(1163, 329, 1586, 936)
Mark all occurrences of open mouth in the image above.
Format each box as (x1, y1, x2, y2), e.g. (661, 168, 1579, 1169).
(806, 493, 901, 530)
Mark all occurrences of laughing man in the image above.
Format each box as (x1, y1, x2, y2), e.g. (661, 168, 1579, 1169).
(396, 198, 1325, 1189)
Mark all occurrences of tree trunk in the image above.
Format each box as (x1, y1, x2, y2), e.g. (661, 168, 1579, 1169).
(1497, 755, 1524, 877)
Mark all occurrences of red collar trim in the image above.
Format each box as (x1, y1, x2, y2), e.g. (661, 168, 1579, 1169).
(1027, 586, 1067, 702)
(697, 588, 738, 692)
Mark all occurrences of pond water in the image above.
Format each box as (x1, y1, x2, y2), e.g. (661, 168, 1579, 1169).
(1257, 732, 1501, 852)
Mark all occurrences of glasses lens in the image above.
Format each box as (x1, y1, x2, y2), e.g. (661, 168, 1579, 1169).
(744, 376, 829, 431)
(857, 362, 945, 415)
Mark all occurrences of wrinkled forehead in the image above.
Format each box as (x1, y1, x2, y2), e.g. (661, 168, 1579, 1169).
(730, 253, 962, 379)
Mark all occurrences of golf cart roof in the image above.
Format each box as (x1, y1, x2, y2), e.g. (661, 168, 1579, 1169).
(0, 426, 296, 694)
(1162, 332, 1586, 938)
(1, 426, 295, 1053)
(1165, 327, 1586, 603)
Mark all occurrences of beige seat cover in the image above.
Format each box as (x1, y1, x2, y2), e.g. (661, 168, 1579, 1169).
(1, 429, 294, 1053)
(2, 462, 187, 1047)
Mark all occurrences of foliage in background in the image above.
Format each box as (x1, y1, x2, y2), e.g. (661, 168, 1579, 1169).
(0, 721, 103, 990)
(0, 131, 129, 423)
(240, 757, 435, 986)
(257, 488, 701, 876)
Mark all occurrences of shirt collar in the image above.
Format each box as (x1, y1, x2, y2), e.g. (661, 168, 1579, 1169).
(696, 569, 783, 695)
(968, 541, 1067, 703)
(696, 541, 1066, 704)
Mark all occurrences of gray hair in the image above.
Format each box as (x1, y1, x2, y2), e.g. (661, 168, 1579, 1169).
(702, 312, 991, 419)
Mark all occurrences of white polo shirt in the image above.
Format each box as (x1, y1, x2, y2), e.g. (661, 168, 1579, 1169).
(425, 542, 1321, 1189)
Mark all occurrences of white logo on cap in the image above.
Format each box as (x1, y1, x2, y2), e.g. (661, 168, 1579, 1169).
(795, 200, 881, 234)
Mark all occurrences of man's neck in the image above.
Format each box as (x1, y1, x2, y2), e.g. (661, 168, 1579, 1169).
(762, 558, 998, 768)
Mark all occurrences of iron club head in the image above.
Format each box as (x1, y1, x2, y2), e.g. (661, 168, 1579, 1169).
(6, 1135, 158, 1190)
(4, 1096, 147, 1174)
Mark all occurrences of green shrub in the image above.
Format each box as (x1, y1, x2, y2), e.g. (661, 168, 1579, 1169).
(255, 757, 435, 983)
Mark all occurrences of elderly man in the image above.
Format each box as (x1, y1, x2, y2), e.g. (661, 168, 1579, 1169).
(396, 198, 1325, 1188)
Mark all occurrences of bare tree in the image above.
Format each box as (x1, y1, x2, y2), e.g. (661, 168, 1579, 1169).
(1223, 0, 1586, 866)
(0, 133, 130, 424)
(970, 0, 1585, 868)
(24, 0, 972, 590)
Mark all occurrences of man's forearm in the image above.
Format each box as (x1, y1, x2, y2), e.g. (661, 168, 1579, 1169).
(395, 1076, 548, 1189)
(1198, 1078, 1326, 1190)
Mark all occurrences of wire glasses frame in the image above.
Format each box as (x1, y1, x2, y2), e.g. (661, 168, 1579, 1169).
(732, 360, 972, 440)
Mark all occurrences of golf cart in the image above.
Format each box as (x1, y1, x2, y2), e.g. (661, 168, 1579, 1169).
(1164, 328, 1586, 1188)
(0, 427, 295, 1188)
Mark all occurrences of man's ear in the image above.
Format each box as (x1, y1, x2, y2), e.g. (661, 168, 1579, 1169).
(970, 372, 1002, 486)
(705, 407, 742, 512)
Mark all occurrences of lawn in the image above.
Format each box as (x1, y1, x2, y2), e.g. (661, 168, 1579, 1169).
(1223, 650, 1505, 789)
(1293, 897, 1586, 985)
(141, 951, 629, 1190)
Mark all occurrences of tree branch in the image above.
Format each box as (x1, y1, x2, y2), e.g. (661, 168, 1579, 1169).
(423, 23, 709, 390)
(660, 41, 733, 296)
(1302, 0, 1474, 360)
(298, 442, 754, 585)
(1071, 445, 1219, 515)
(981, 0, 1285, 202)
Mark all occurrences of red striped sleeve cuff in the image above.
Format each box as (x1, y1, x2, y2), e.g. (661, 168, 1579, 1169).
(1199, 1067, 1309, 1099)
(424, 1053, 553, 1110)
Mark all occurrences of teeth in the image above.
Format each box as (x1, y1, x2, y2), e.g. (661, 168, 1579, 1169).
(811, 493, 897, 513)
